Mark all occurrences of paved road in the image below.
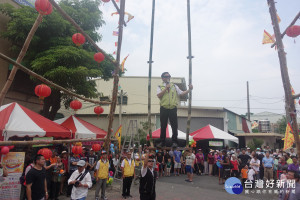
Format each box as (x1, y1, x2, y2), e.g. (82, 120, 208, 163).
(60, 175, 278, 200)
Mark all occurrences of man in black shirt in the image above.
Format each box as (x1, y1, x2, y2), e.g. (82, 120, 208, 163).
(26, 154, 48, 200)
(238, 149, 251, 166)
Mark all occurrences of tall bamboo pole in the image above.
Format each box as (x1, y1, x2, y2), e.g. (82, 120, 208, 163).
(0, 14, 43, 106)
(147, 0, 156, 147)
(0, 53, 110, 105)
(267, 0, 300, 158)
(185, 0, 193, 146)
(104, 0, 126, 152)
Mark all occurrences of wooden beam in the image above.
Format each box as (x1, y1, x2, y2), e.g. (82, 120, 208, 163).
(0, 138, 117, 146)
(0, 53, 111, 105)
(104, 0, 125, 151)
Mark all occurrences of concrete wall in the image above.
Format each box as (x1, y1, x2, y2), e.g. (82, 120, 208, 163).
(244, 136, 282, 149)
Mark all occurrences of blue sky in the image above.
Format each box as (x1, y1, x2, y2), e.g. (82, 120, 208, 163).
(97, 0, 300, 115)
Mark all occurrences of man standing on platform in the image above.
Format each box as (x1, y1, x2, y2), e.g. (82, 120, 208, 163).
(121, 150, 135, 199)
(156, 72, 193, 148)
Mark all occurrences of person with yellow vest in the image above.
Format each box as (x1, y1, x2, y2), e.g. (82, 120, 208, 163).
(95, 150, 109, 200)
(156, 72, 193, 148)
(121, 150, 136, 199)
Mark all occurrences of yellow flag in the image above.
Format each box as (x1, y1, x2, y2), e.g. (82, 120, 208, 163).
(262, 30, 275, 44)
(121, 54, 129, 72)
(282, 123, 294, 150)
(114, 125, 122, 150)
(291, 86, 296, 104)
(277, 14, 281, 23)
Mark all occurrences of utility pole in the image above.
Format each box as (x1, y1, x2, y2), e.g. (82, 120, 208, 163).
(119, 89, 123, 126)
(147, 0, 155, 147)
(185, 0, 193, 146)
(247, 81, 250, 121)
(267, 0, 300, 157)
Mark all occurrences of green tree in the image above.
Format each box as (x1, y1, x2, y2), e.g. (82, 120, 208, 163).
(247, 138, 264, 151)
(0, 0, 115, 120)
(277, 116, 287, 134)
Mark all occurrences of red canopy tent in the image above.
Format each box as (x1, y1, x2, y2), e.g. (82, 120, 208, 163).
(190, 124, 239, 143)
(0, 102, 72, 141)
(54, 115, 107, 139)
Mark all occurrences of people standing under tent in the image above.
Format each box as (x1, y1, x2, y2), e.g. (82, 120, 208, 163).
(87, 148, 98, 184)
(20, 157, 34, 200)
(213, 151, 219, 176)
(121, 150, 136, 199)
(95, 151, 109, 200)
(68, 160, 92, 200)
(60, 151, 68, 195)
(207, 150, 215, 176)
(156, 72, 193, 148)
(26, 154, 48, 200)
(185, 149, 195, 182)
(50, 155, 65, 200)
(45, 152, 56, 199)
(195, 149, 204, 175)
(220, 150, 230, 184)
(230, 154, 239, 178)
(173, 147, 182, 176)
(67, 153, 80, 197)
(250, 154, 260, 180)
(139, 153, 157, 200)
(80, 147, 88, 162)
(262, 151, 274, 181)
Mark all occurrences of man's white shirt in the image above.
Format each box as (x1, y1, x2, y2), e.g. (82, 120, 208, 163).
(68, 169, 92, 199)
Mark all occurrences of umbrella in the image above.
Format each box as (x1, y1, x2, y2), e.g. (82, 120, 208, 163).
(147, 124, 192, 140)
(190, 124, 238, 143)
(54, 115, 107, 139)
(0, 102, 71, 141)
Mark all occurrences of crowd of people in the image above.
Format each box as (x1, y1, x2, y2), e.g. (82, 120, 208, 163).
(18, 144, 300, 200)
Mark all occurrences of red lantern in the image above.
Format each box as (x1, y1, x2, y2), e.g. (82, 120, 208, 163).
(102, 0, 110, 2)
(35, 0, 53, 15)
(92, 144, 101, 152)
(94, 53, 105, 63)
(35, 84, 51, 100)
(286, 25, 300, 38)
(72, 33, 85, 46)
(94, 106, 104, 116)
(70, 100, 82, 111)
(1, 146, 10, 155)
(38, 148, 52, 160)
(72, 146, 83, 155)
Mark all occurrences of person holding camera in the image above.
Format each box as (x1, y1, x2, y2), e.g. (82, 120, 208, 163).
(68, 160, 92, 200)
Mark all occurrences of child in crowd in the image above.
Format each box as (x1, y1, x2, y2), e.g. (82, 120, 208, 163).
(241, 165, 248, 186)
(280, 168, 288, 182)
(166, 158, 172, 177)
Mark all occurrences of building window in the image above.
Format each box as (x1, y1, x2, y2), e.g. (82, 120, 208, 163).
(100, 96, 110, 105)
(118, 96, 128, 105)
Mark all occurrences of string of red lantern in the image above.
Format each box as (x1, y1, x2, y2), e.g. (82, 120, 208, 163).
(70, 99, 82, 111)
(35, 84, 51, 100)
(38, 148, 52, 160)
(94, 106, 104, 116)
(286, 25, 300, 38)
(72, 33, 86, 46)
(35, 0, 53, 15)
(94, 52, 105, 63)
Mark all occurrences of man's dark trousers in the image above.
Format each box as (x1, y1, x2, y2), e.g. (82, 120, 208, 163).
(122, 176, 133, 197)
(160, 107, 178, 144)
